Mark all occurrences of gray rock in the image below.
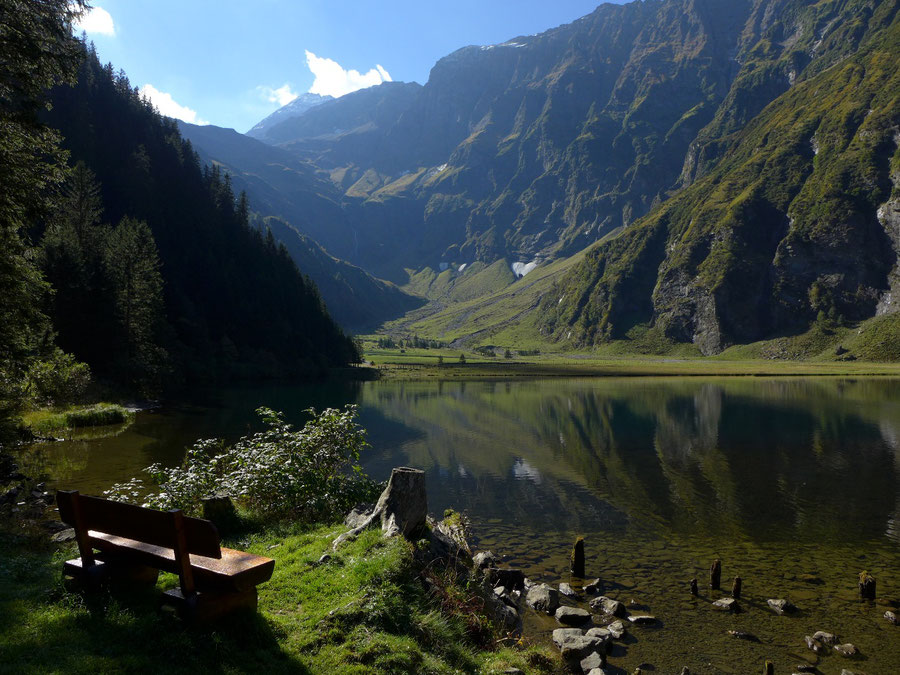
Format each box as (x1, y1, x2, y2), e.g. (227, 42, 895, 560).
(812, 630, 838, 645)
(727, 630, 759, 642)
(834, 643, 858, 657)
(712, 597, 738, 612)
(585, 627, 611, 642)
(627, 615, 657, 625)
(804, 636, 825, 654)
(523, 577, 534, 591)
(494, 585, 507, 597)
(526, 583, 560, 614)
(590, 596, 626, 617)
(767, 598, 798, 615)
(584, 578, 602, 594)
(580, 651, 606, 672)
(552, 628, 586, 648)
(555, 605, 592, 626)
(51, 528, 76, 543)
(554, 633, 610, 669)
(885, 610, 898, 625)
(473, 550, 497, 570)
(607, 620, 626, 639)
(559, 582, 578, 597)
(491, 597, 521, 632)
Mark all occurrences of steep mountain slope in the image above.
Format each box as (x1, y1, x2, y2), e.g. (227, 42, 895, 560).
(258, 217, 424, 332)
(542, 1, 900, 354)
(177, 122, 424, 330)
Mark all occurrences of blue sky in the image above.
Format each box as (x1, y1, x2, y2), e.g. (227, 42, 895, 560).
(75, 1, 626, 132)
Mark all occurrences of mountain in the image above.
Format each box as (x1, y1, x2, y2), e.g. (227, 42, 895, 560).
(541, 0, 900, 354)
(257, 217, 424, 332)
(220, 0, 899, 354)
(176, 121, 424, 330)
(246, 92, 332, 140)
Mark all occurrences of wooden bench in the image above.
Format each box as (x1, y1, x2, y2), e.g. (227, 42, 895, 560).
(57, 490, 275, 620)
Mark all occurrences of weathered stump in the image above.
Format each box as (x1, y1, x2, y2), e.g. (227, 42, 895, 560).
(859, 571, 876, 600)
(690, 578, 698, 596)
(201, 493, 238, 532)
(732, 576, 742, 599)
(333, 467, 427, 548)
(571, 537, 585, 578)
(709, 558, 722, 590)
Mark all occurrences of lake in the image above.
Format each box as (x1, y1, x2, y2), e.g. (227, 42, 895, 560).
(15, 376, 900, 672)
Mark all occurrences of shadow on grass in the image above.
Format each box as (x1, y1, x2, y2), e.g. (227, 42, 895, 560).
(0, 531, 310, 674)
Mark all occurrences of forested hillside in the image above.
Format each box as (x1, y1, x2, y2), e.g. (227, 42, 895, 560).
(0, 2, 357, 444)
(43, 44, 358, 384)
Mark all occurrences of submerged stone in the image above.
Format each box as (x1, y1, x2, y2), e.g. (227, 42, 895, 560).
(555, 605, 591, 626)
(627, 614, 657, 625)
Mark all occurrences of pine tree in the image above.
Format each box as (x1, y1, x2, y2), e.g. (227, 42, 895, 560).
(103, 217, 168, 393)
(0, 0, 86, 441)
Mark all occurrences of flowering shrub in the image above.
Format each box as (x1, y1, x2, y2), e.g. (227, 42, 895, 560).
(105, 405, 381, 521)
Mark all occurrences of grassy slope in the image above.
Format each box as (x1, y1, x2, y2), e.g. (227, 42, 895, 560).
(0, 524, 553, 675)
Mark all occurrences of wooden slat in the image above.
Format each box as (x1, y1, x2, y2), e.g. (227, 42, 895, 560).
(89, 533, 275, 592)
(57, 491, 221, 558)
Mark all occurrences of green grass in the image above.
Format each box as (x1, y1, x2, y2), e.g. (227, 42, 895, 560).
(22, 404, 133, 435)
(0, 522, 556, 674)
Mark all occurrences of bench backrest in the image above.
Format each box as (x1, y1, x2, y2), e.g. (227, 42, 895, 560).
(57, 491, 221, 558)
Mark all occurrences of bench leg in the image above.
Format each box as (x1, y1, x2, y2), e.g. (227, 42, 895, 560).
(162, 587, 259, 622)
(63, 557, 108, 592)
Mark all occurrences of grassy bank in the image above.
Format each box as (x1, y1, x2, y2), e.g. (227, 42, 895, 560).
(361, 345, 900, 380)
(21, 403, 133, 436)
(0, 522, 555, 674)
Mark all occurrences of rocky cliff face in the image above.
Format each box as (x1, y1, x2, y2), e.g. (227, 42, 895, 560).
(542, 0, 900, 353)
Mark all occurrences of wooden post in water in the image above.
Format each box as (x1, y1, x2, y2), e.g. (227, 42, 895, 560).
(709, 558, 722, 590)
(732, 576, 742, 599)
(690, 578, 698, 596)
(764, 660, 774, 675)
(571, 537, 585, 578)
(859, 571, 876, 600)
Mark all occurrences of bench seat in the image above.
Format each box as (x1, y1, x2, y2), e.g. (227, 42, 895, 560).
(89, 531, 275, 593)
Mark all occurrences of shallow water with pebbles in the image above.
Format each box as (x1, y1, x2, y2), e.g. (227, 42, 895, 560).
(16, 376, 900, 672)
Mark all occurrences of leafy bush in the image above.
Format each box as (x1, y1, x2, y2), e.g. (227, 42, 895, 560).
(106, 405, 381, 521)
(26, 348, 91, 405)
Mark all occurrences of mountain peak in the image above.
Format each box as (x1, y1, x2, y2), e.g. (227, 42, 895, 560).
(246, 92, 333, 140)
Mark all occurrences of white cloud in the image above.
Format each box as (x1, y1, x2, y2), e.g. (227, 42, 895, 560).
(259, 84, 300, 107)
(139, 84, 209, 125)
(305, 50, 392, 98)
(73, 5, 115, 36)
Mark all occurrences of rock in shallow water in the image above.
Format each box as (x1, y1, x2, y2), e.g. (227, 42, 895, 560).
(607, 620, 626, 639)
(584, 578, 602, 594)
(834, 643, 859, 657)
(559, 582, 578, 597)
(555, 606, 592, 626)
(590, 596, 626, 617)
(884, 610, 898, 625)
(804, 636, 825, 654)
(712, 597, 738, 612)
(526, 583, 559, 614)
(767, 598, 798, 615)
(473, 550, 497, 570)
(627, 614, 657, 625)
(812, 630, 838, 645)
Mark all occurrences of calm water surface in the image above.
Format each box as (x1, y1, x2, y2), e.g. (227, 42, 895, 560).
(16, 377, 900, 672)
